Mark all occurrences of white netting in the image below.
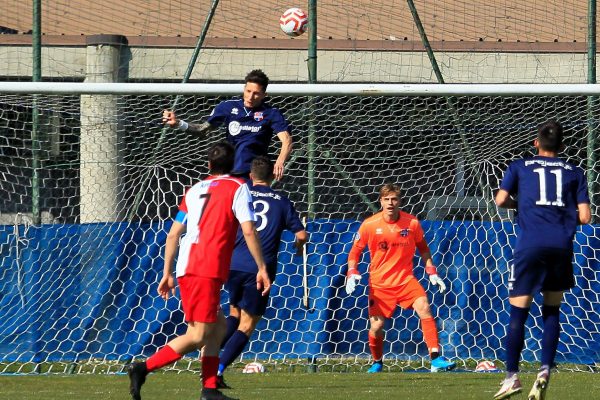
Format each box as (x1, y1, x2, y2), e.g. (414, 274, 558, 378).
(0, 84, 599, 374)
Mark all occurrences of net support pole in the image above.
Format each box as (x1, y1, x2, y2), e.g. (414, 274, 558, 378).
(128, 0, 220, 220)
(31, 0, 42, 226)
(406, 0, 444, 84)
(407, 0, 498, 218)
(587, 0, 598, 221)
(80, 35, 128, 223)
(307, 0, 318, 219)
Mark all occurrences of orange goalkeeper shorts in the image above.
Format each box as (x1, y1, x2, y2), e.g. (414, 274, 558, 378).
(178, 275, 222, 323)
(368, 276, 427, 318)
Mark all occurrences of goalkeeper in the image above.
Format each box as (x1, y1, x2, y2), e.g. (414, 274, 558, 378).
(345, 183, 456, 373)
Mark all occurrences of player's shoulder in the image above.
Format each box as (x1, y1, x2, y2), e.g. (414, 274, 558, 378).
(207, 174, 247, 189)
(398, 210, 421, 229)
(260, 101, 283, 114)
(398, 210, 418, 221)
(507, 157, 528, 169)
(362, 212, 384, 227)
(217, 98, 243, 111)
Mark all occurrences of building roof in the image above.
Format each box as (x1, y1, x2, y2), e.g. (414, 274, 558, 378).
(1, 0, 591, 44)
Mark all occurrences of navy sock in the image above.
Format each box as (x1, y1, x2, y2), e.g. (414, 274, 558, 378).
(219, 330, 250, 373)
(221, 316, 240, 350)
(541, 304, 560, 370)
(505, 305, 530, 373)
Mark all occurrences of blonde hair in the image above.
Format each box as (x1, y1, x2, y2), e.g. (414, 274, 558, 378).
(379, 183, 401, 199)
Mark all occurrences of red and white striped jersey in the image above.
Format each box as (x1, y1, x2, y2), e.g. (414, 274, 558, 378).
(175, 174, 255, 281)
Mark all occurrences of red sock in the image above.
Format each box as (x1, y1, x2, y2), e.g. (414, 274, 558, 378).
(202, 356, 219, 389)
(368, 332, 384, 361)
(420, 317, 440, 356)
(146, 345, 182, 372)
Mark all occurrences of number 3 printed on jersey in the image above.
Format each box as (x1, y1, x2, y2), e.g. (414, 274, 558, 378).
(253, 200, 269, 231)
(533, 167, 565, 207)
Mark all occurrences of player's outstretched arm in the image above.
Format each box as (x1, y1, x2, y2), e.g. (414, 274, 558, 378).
(274, 131, 292, 180)
(162, 109, 216, 137)
(159, 220, 185, 299)
(240, 221, 272, 295)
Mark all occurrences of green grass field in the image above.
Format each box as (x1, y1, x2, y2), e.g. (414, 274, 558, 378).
(1, 371, 599, 400)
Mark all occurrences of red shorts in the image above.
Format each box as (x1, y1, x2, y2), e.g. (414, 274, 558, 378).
(178, 275, 222, 323)
(368, 276, 427, 318)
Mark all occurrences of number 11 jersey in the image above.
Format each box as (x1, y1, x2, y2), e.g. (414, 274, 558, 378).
(500, 155, 589, 250)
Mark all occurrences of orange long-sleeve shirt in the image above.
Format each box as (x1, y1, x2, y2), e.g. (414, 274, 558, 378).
(348, 211, 430, 289)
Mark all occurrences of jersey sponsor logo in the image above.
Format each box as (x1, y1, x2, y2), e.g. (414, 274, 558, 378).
(250, 190, 282, 200)
(231, 107, 239, 115)
(378, 241, 388, 250)
(524, 159, 573, 170)
(228, 121, 262, 136)
(254, 111, 264, 121)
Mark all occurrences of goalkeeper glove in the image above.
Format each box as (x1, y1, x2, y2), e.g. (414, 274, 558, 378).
(425, 265, 447, 293)
(345, 270, 361, 295)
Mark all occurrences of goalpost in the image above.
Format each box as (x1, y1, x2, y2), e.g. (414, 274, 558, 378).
(0, 82, 598, 374)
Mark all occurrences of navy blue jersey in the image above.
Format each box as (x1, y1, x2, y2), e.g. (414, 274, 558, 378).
(230, 184, 304, 277)
(500, 156, 589, 250)
(207, 99, 290, 175)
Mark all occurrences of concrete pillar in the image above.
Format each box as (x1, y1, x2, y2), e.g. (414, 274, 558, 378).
(80, 35, 127, 223)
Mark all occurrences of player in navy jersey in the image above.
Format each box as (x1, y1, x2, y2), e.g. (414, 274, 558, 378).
(127, 142, 270, 400)
(163, 69, 292, 180)
(216, 156, 307, 389)
(494, 120, 591, 400)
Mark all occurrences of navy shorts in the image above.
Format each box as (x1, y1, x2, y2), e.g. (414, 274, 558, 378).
(509, 247, 574, 296)
(226, 270, 270, 316)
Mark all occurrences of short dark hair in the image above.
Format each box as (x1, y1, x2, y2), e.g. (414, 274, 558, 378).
(537, 119, 564, 152)
(251, 156, 273, 181)
(379, 183, 401, 199)
(208, 142, 235, 174)
(245, 69, 269, 91)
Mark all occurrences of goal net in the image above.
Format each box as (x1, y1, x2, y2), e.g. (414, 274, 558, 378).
(0, 83, 598, 374)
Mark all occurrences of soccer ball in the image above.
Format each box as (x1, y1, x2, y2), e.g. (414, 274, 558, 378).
(279, 7, 308, 37)
(242, 361, 265, 374)
(475, 360, 499, 372)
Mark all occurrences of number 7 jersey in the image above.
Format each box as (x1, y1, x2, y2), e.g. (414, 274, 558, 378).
(175, 175, 255, 280)
(500, 155, 590, 250)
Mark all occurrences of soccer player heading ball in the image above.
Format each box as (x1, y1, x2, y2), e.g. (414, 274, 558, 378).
(494, 120, 591, 400)
(163, 69, 292, 181)
(345, 183, 456, 373)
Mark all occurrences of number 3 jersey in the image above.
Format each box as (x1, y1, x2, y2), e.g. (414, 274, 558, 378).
(174, 175, 256, 280)
(230, 184, 304, 278)
(500, 155, 590, 250)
